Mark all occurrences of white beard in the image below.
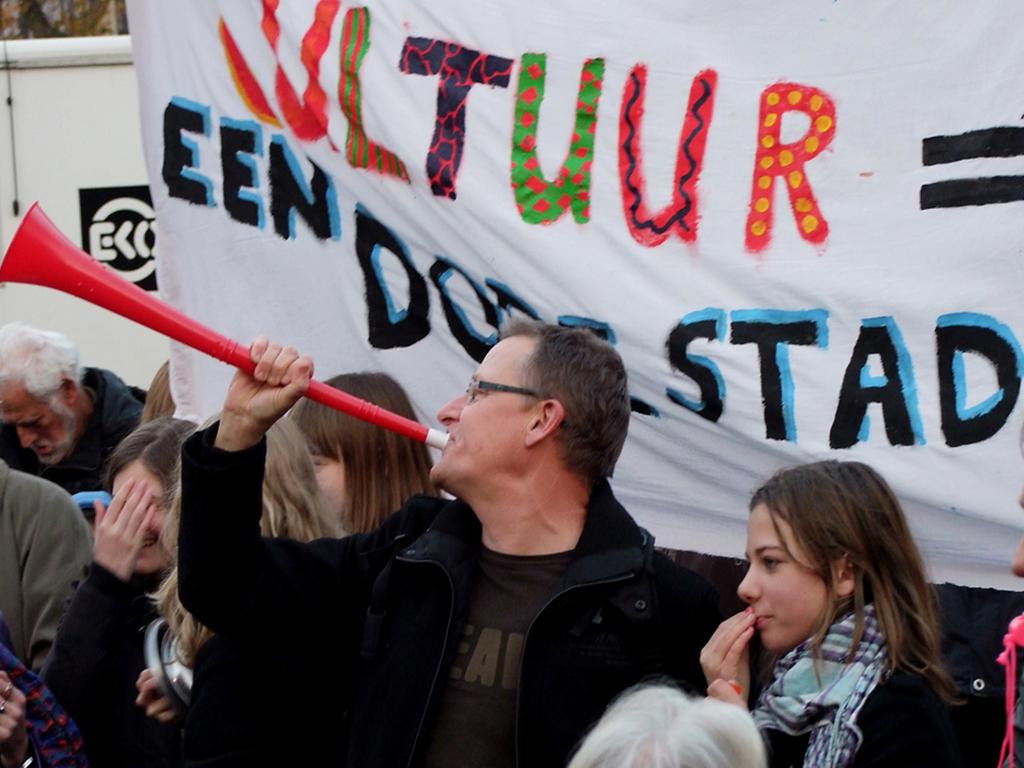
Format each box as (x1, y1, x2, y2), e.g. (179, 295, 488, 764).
(34, 398, 78, 466)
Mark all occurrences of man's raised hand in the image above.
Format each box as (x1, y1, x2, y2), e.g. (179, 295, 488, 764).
(215, 337, 313, 451)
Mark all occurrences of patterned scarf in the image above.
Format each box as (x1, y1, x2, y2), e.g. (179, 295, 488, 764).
(752, 604, 888, 768)
(0, 643, 89, 768)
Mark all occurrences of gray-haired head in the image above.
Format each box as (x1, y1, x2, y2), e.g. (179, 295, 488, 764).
(501, 319, 630, 485)
(0, 322, 81, 399)
(568, 685, 767, 768)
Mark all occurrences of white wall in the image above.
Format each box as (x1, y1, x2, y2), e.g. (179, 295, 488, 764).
(0, 36, 169, 388)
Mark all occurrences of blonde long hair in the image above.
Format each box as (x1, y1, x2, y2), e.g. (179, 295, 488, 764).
(140, 361, 175, 423)
(155, 419, 338, 664)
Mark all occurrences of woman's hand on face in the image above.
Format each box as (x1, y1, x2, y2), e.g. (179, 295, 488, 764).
(135, 668, 180, 725)
(92, 478, 157, 582)
(0, 672, 28, 768)
(700, 608, 756, 694)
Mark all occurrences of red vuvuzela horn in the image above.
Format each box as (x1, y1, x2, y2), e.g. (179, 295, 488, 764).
(1, 203, 448, 449)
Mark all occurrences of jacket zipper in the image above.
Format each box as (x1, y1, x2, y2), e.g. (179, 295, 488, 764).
(397, 555, 456, 768)
(513, 571, 635, 767)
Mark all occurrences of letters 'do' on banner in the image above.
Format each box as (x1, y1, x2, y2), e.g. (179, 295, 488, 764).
(126, 1, 1024, 587)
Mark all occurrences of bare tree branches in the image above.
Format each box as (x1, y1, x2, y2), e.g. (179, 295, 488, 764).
(2, 0, 128, 40)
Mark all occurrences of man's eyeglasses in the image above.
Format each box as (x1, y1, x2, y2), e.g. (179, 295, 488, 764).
(465, 379, 541, 405)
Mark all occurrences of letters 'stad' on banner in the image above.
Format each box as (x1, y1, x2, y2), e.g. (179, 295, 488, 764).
(127, 1, 1024, 588)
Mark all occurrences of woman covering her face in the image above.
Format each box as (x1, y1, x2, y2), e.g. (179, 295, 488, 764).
(42, 417, 195, 768)
(702, 460, 962, 768)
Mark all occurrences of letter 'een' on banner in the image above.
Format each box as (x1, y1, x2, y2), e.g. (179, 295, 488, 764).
(126, 0, 1024, 588)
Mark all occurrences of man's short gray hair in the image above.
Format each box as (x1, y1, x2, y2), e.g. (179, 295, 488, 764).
(568, 685, 767, 768)
(502, 319, 630, 485)
(0, 322, 81, 399)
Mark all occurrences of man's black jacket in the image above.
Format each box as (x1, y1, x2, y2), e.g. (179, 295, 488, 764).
(179, 425, 721, 767)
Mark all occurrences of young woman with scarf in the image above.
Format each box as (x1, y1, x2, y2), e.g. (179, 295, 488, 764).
(701, 460, 961, 768)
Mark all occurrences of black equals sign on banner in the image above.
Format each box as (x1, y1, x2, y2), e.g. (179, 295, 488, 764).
(920, 126, 1024, 209)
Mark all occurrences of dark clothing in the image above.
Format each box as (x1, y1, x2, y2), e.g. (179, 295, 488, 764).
(184, 630, 344, 768)
(937, 584, 1024, 698)
(0, 367, 144, 495)
(936, 583, 1024, 767)
(658, 548, 750, 616)
(178, 425, 721, 768)
(43, 563, 182, 768)
(421, 547, 571, 768)
(764, 673, 961, 768)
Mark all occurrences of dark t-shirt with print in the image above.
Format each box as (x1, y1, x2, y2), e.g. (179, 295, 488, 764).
(420, 546, 571, 768)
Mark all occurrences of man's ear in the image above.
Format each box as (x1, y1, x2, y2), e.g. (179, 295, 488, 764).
(524, 399, 566, 448)
(58, 377, 78, 407)
(834, 556, 856, 599)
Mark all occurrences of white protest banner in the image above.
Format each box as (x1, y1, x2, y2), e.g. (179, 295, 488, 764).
(126, 1, 1024, 587)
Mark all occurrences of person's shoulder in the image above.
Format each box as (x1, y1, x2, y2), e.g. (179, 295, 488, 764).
(84, 366, 122, 387)
(646, 550, 723, 640)
(88, 367, 144, 426)
(854, 672, 961, 767)
(0, 463, 89, 555)
(862, 671, 951, 716)
(651, 549, 720, 604)
(867, 670, 945, 701)
(0, 459, 77, 513)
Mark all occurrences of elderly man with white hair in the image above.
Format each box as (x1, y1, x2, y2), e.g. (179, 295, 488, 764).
(0, 322, 144, 495)
(568, 684, 767, 768)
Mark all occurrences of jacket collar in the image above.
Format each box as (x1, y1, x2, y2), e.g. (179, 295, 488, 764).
(562, 479, 648, 588)
(399, 499, 481, 574)
(402, 479, 648, 587)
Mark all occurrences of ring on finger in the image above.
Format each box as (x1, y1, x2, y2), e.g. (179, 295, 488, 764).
(0, 698, 6, 713)
(1, 680, 11, 698)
